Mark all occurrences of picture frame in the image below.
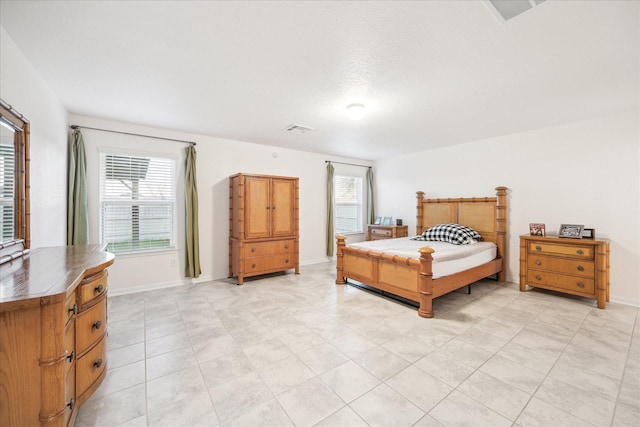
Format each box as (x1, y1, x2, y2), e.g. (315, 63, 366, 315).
(582, 228, 595, 239)
(373, 216, 382, 225)
(382, 216, 393, 226)
(529, 223, 546, 237)
(559, 224, 584, 239)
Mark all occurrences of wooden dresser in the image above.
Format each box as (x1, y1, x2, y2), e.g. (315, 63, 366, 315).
(229, 173, 299, 285)
(0, 245, 114, 427)
(367, 225, 409, 241)
(519, 235, 609, 308)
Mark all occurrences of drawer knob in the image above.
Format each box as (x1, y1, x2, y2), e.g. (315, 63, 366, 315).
(94, 358, 103, 369)
(66, 350, 75, 363)
(93, 320, 103, 330)
(576, 282, 585, 288)
(577, 265, 584, 271)
(535, 260, 541, 266)
(535, 245, 542, 251)
(284, 244, 289, 249)
(577, 249, 584, 255)
(68, 304, 78, 316)
(285, 259, 289, 264)
(95, 284, 104, 294)
(251, 247, 256, 252)
(251, 263, 256, 268)
(67, 398, 75, 410)
(535, 275, 542, 281)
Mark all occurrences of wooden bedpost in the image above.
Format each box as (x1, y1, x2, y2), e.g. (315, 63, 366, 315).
(417, 247, 435, 318)
(416, 191, 425, 236)
(495, 186, 508, 282)
(336, 235, 346, 285)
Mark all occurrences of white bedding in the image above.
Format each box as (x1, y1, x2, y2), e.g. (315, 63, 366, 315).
(347, 237, 497, 279)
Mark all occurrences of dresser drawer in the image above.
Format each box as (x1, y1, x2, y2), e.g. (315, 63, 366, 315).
(243, 240, 295, 257)
(76, 295, 107, 353)
(244, 254, 294, 273)
(370, 228, 392, 238)
(64, 319, 76, 376)
(528, 242, 593, 259)
(64, 363, 76, 426)
(527, 256, 594, 278)
(527, 270, 595, 294)
(65, 292, 77, 326)
(78, 270, 108, 308)
(76, 335, 107, 397)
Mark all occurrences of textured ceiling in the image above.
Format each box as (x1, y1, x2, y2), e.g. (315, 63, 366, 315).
(1, 1, 638, 160)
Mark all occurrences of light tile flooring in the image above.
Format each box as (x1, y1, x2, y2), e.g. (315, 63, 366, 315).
(76, 262, 640, 427)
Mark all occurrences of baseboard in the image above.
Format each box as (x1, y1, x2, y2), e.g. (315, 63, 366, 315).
(108, 274, 215, 296)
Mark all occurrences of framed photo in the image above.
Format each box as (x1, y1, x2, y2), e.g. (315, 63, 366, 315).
(374, 216, 382, 225)
(529, 223, 546, 237)
(582, 228, 595, 239)
(382, 216, 393, 226)
(559, 224, 584, 239)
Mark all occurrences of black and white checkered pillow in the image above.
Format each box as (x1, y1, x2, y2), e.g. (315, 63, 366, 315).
(411, 223, 482, 245)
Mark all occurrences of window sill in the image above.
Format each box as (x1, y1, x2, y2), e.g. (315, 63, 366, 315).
(109, 247, 178, 258)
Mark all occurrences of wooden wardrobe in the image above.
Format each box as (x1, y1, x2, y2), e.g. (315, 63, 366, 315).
(229, 173, 299, 284)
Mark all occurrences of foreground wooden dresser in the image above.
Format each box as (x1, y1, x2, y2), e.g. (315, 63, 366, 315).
(229, 173, 299, 285)
(519, 235, 610, 308)
(0, 245, 114, 426)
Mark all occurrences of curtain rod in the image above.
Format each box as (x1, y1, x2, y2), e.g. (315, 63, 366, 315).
(325, 160, 370, 168)
(70, 124, 196, 146)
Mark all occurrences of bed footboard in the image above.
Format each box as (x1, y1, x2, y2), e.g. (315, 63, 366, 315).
(336, 235, 436, 317)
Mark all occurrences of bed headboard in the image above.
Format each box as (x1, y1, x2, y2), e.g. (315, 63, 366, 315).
(416, 187, 508, 268)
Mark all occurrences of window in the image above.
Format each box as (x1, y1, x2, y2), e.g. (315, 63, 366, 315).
(335, 174, 363, 234)
(100, 152, 175, 253)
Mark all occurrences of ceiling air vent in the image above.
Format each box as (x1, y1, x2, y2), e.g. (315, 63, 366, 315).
(485, 0, 545, 22)
(285, 124, 314, 134)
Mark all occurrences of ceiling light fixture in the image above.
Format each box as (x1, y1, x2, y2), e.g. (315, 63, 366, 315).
(346, 103, 365, 120)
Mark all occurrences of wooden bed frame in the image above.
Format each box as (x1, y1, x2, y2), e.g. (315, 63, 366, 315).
(336, 187, 508, 318)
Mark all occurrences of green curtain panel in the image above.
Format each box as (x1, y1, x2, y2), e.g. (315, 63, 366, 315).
(67, 129, 89, 245)
(326, 162, 335, 257)
(366, 167, 375, 225)
(185, 145, 201, 278)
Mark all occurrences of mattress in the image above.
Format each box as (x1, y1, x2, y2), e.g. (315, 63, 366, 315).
(347, 237, 497, 279)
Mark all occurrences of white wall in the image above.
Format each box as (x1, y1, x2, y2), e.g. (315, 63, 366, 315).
(70, 114, 372, 294)
(375, 109, 640, 306)
(0, 26, 68, 248)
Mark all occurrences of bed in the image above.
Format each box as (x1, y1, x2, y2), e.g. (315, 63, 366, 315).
(335, 187, 508, 318)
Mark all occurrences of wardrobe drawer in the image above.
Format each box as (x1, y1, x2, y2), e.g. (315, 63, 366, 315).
(527, 256, 594, 278)
(528, 242, 593, 259)
(243, 240, 295, 257)
(527, 270, 595, 294)
(76, 295, 107, 353)
(78, 270, 108, 308)
(244, 254, 294, 273)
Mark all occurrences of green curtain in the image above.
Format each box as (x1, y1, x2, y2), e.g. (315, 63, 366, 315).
(67, 129, 89, 245)
(185, 145, 201, 278)
(326, 162, 335, 257)
(366, 167, 375, 225)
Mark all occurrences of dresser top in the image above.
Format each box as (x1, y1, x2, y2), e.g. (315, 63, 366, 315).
(0, 244, 114, 311)
(520, 234, 609, 244)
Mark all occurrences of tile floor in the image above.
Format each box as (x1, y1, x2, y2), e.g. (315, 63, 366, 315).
(76, 262, 639, 427)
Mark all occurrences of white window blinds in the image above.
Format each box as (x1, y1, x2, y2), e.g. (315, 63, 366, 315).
(335, 175, 363, 234)
(0, 140, 15, 242)
(100, 153, 175, 253)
